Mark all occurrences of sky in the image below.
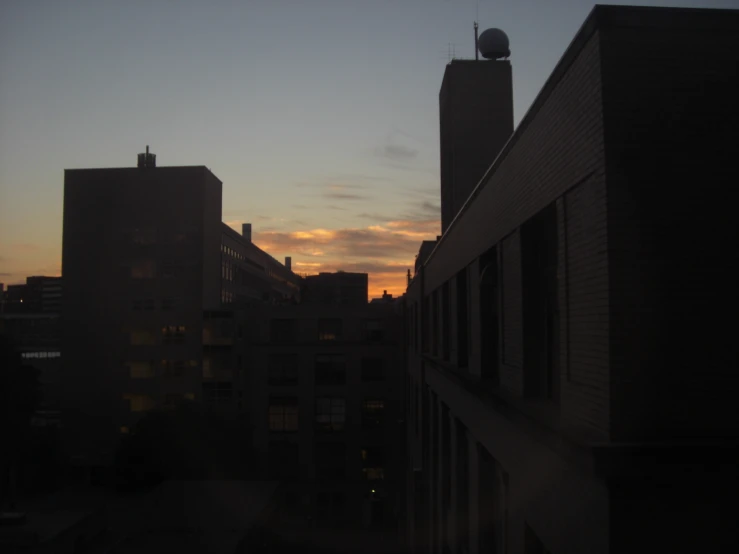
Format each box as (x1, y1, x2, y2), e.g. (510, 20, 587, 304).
(1, 0, 737, 298)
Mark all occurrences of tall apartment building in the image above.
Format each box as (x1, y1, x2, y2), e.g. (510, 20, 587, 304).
(406, 6, 738, 553)
(61, 150, 300, 466)
(242, 303, 404, 540)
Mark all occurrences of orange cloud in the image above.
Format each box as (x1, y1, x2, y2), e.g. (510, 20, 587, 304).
(252, 219, 439, 299)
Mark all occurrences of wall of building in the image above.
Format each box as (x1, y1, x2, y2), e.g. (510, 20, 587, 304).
(244, 304, 404, 531)
(62, 166, 221, 463)
(599, 9, 739, 441)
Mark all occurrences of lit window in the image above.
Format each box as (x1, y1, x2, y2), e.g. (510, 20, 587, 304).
(130, 330, 156, 345)
(315, 397, 345, 432)
(362, 399, 385, 429)
(123, 394, 155, 412)
(361, 446, 385, 480)
(184, 393, 195, 400)
(162, 325, 186, 343)
(120, 426, 130, 434)
(131, 260, 156, 279)
(269, 397, 299, 432)
(127, 361, 156, 379)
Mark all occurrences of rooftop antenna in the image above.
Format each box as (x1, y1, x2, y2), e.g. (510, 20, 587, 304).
(474, 1, 480, 60)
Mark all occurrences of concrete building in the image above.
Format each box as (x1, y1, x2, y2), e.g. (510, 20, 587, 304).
(2, 276, 62, 314)
(242, 303, 404, 541)
(405, 6, 738, 554)
(61, 149, 301, 466)
(302, 272, 369, 306)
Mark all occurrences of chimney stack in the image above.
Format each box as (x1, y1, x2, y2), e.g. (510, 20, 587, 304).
(285, 256, 292, 270)
(242, 223, 252, 242)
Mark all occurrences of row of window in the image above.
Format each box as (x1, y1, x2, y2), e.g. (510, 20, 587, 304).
(271, 318, 385, 342)
(124, 227, 194, 246)
(268, 441, 385, 480)
(130, 261, 188, 279)
(132, 298, 178, 311)
(21, 351, 61, 359)
(127, 360, 199, 378)
(122, 392, 195, 412)
(270, 354, 385, 385)
(268, 397, 386, 433)
(129, 325, 187, 345)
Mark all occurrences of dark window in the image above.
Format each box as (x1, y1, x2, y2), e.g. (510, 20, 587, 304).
(479, 247, 499, 382)
(456, 419, 470, 552)
(315, 442, 346, 479)
(161, 297, 176, 311)
(442, 281, 451, 360)
(269, 354, 298, 386)
(315, 354, 346, 386)
(361, 357, 384, 382)
(269, 396, 299, 432)
(457, 267, 469, 368)
(318, 318, 342, 341)
(203, 382, 232, 404)
(270, 319, 296, 342)
(364, 319, 384, 341)
(315, 397, 346, 432)
(521, 203, 559, 402)
(362, 399, 385, 430)
(269, 441, 299, 479)
(361, 446, 385, 480)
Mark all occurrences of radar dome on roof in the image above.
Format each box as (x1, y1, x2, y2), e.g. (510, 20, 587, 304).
(478, 28, 510, 59)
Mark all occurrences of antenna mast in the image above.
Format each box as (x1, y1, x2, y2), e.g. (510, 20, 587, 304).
(474, 1, 480, 60)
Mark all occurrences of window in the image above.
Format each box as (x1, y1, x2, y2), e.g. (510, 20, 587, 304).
(21, 351, 60, 359)
(161, 297, 176, 311)
(364, 319, 384, 341)
(361, 446, 385, 480)
(164, 393, 194, 410)
(161, 359, 196, 377)
(131, 260, 156, 279)
(129, 330, 156, 345)
(127, 361, 155, 379)
(269, 354, 298, 386)
(162, 325, 186, 343)
(123, 394, 155, 412)
(361, 357, 384, 382)
(318, 318, 342, 341)
(315, 442, 346, 479)
(270, 319, 296, 342)
(269, 397, 299, 432)
(442, 281, 450, 360)
(203, 382, 232, 405)
(362, 399, 385, 429)
(131, 227, 156, 245)
(315, 397, 346, 432)
(315, 354, 346, 386)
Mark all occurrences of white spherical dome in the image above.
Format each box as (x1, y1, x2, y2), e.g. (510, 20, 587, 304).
(478, 28, 510, 59)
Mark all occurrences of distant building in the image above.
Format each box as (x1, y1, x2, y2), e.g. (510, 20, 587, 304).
(241, 302, 404, 535)
(302, 272, 368, 306)
(61, 149, 301, 466)
(406, 6, 739, 554)
(370, 290, 399, 304)
(3, 276, 62, 314)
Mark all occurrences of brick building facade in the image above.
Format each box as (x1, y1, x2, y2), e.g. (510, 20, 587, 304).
(405, 6, 738, 553)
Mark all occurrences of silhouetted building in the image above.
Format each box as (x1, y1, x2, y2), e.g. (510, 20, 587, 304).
(3, 276, 62, 314)
(406, 6, 739, 554)
(242, 303, 404, 538)
(440, 57, 513, 234)
(61, 150, 301, 466)
(370, 290, 399, 304)
(302, 272, 368, 306)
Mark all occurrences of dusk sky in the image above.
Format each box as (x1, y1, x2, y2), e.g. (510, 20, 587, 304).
(1, 0, 735, 298)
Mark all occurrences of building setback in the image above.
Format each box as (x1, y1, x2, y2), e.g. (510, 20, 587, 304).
(61, 151, 300, 466)
(405, 5, 738, 554)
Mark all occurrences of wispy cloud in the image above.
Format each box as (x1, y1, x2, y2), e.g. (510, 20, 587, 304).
(375, 143, 418, 162)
